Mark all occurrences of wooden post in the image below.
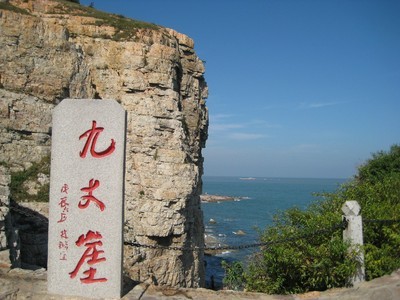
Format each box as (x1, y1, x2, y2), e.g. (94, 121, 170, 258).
(342, 200, 365, 284)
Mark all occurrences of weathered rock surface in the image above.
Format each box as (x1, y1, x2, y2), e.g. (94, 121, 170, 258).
(0, 0, 208, 287)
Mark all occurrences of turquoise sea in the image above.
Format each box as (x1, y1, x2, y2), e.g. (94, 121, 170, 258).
(201, 176, 348, 288)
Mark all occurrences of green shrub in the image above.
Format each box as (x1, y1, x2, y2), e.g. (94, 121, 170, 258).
(243, 144, 400, 294)
(0, 2, 30, 15)
(245, 206, 358, 294)
(10, 156, 50, 203)
(221, 260, 245, 290)
(341, 172, 400, 279)
(54, 0, 159, 40)
(357, 145, 400, 184)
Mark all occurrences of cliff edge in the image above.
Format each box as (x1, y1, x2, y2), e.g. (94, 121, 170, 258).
(0, 0, 208, 287)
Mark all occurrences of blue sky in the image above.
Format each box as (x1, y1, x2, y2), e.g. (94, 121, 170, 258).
(81, 0, 400, 178)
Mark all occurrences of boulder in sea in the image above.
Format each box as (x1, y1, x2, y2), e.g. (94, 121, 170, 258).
(234, 230, 246, 236)
(209, 218, 217, 224)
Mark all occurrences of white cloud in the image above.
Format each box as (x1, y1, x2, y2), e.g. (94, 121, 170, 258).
(208, 114, 278, 143)
(210, 114, 236, 121)
(264, 101, 344, 111)
(211, 123, 244, 131)
(210, 114, 281, 130)
(228, 133, 269, 140)
(295, 143, 320, 150)
(282, 143, 322, 154)
(300, 101, 343, 109)
(248, 119, 282, 129)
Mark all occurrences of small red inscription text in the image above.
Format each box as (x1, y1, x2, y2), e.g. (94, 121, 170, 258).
(58, 184, 70, 260)
(57, 197, 70, 223)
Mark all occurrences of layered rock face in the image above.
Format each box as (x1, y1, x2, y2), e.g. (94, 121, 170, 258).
(0, 0, 208, 287)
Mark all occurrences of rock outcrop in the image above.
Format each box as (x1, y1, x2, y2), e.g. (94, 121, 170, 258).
(0, 0, 208, 287)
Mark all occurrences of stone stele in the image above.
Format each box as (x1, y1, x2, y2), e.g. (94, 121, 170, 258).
(47, 99, 126, 299)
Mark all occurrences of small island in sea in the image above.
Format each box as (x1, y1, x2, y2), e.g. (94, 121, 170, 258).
(239, 177, 256, 180)
(200, 194, 249, 203)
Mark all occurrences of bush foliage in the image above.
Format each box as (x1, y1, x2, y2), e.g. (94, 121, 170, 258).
(10, 156, 50, 203)
(54, 0, 159, 40)
(222, 260, 245, 291)
(0, 2, 30, 15)
(227, 145, 400, 294)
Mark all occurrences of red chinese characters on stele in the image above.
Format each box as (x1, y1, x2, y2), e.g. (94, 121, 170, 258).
(79, 120, 115, 158)
(79, 179, 106, 211)
(69, 231, 107, 283)
(69, 120, 115, 284)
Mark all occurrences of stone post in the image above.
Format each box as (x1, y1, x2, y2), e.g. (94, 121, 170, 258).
(342, 200, 365, 284)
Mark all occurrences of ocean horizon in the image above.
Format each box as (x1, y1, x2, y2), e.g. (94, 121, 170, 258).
(201, 176, 349, 288)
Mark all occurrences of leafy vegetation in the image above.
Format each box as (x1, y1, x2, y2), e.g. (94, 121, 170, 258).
(225, 144, 400, 294)
(0, 2, 30, 15)
(356, 145, 400, 184)
(244, 206, 359, 294)
(53, 0, 159, 40)
(10, 156, 50, 203)
(221, 260, 245, 291)
(2, 0, 159, 40)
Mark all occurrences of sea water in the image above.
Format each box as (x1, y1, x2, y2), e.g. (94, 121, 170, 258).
(201, 176, 348, 288)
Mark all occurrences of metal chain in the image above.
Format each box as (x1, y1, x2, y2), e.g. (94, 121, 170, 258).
(124, 240, 267, 251)
(9, 204, 49, 223)
(9, 204, 399, 252)
(364, 219, 400, 225)
(124, 220, 347, 252)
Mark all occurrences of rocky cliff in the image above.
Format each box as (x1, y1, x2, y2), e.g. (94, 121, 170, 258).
(0, 0, 208, 287)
